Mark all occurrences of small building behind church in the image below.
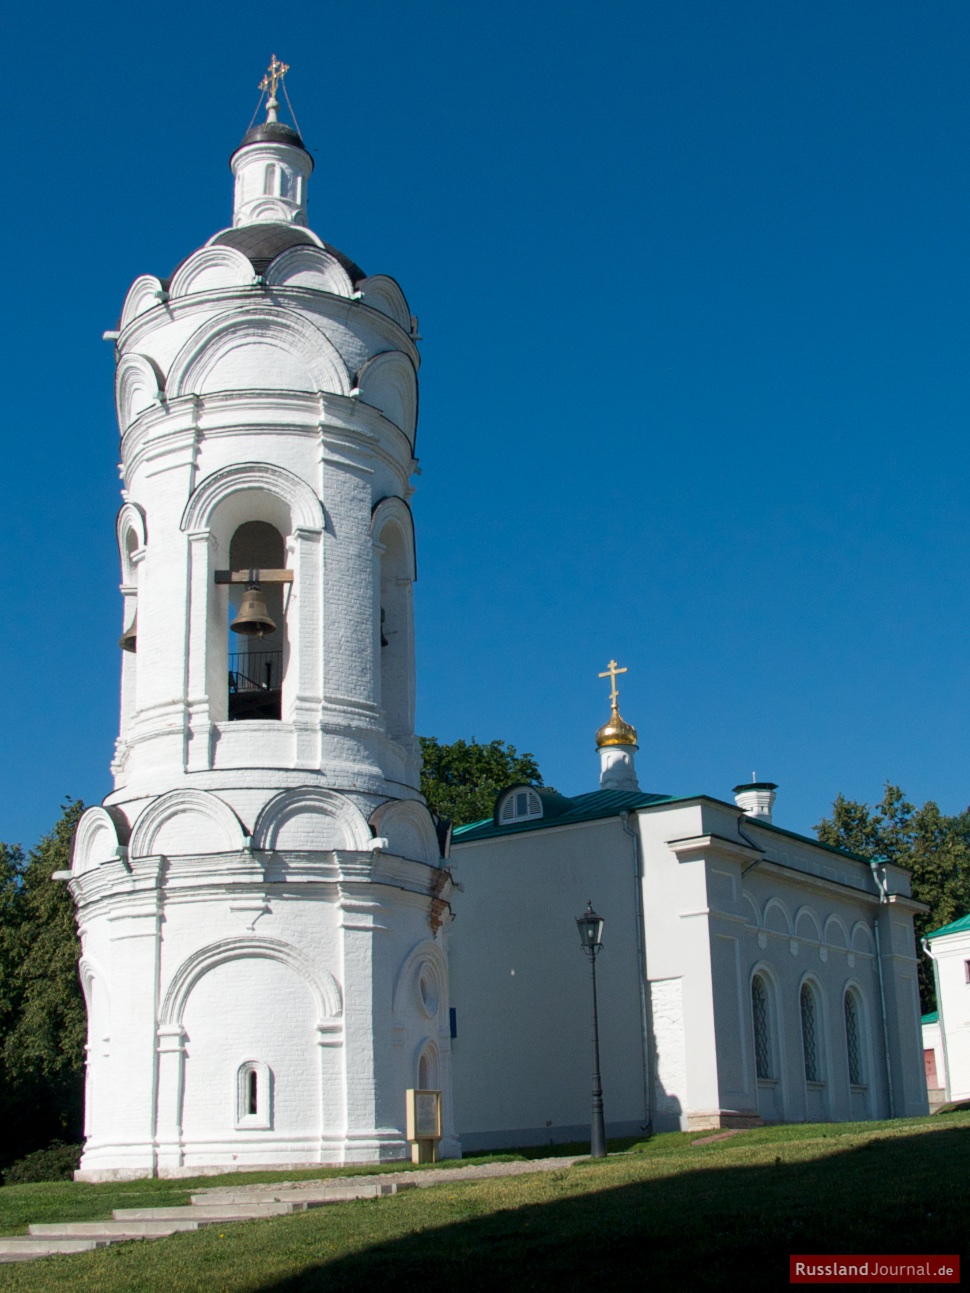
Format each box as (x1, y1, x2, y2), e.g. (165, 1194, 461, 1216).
(921, 913, 970, 1108)
(448, 675, 928, 1148)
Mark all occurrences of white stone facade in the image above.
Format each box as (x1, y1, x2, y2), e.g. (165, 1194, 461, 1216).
(450, 789, 928, 1148)
(65, 111, 459, 1180)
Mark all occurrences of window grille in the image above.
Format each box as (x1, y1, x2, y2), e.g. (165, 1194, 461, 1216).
(844, 992, 862, 1085)
(751, 975, 772, 1079)
(801, 984, 819, 1082)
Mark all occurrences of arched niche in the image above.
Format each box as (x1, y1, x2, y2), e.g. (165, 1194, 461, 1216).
(167, 306, 349, 399)
(416, 1041, 439, 1090)
(116, 354, 164, 430)
(763, 898, 793, 937)
(794, 906, 822, 944)
(851, 921, 875, 955)
(371, 498, 416, 744)
(369, 800, 439, 865)
(128, 789, 246, 859)
(252, 788, 372, 853)
(357, 275, 411, 330)
(824, 915, 850, 950)
(392, 940, 449, 1022)
(355, 352, 417, 443)
(264, 245, 353, 296)
(116, 502, 147, 583)
(169, 246, 254, 299)
(71, 807, 123, 876)
(120, 275, 165, 329)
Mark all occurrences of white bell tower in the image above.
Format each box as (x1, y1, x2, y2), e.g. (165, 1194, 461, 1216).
(65, 61, 459, 1180)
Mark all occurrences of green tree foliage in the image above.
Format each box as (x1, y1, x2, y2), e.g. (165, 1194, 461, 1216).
(0, 801, 85, 1168)
(418, 737, 546, 828)
(816, 784, 970, 1014)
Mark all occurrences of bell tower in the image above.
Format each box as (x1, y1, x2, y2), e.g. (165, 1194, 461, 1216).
(65, 63, 459, 1180)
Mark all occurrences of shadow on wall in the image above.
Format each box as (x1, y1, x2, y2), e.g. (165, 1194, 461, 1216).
(254, 1124, 970, 1292)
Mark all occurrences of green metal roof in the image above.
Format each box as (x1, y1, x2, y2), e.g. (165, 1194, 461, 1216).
(453, 789, 678, 842)
(452, 787, 878, 868)
(924, 912, 970, 940)
(922, 1011, 940, 1025)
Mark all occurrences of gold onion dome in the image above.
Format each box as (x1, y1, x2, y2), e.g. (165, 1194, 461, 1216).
(595, 704, 638, 749)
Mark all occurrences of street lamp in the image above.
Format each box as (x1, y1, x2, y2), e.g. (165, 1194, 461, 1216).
(576, 900, 607, 1159)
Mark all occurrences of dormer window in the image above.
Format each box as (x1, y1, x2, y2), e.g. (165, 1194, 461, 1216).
(500, 789, 543, 824)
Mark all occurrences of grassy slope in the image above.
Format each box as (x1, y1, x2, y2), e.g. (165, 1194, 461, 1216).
(0, 1116, 966, 1291)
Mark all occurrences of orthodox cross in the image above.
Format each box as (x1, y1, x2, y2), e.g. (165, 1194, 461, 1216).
(598, 659, 628, 709)
(260, 55, 290, 98)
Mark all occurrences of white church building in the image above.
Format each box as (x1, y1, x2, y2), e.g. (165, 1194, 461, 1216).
(449, 679, 928, 1146)
(62, 66, 927, 1180)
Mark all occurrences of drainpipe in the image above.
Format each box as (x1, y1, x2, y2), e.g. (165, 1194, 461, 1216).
(621, 811, 652, 1132)
(921, 936, 951, 1104)
(869, 856, 896, 1118)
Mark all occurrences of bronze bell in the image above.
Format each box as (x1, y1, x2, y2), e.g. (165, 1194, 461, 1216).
(119, 613, 137, 653)
(230, 580, 276, 638)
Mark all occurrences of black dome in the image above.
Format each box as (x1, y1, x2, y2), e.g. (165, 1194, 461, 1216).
(207, 224, 366, 283)
(231, 120, 312, 168)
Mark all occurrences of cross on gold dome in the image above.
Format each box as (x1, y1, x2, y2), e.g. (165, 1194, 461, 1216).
(260, 55, 290, 98)
(598, 658, 628, 709)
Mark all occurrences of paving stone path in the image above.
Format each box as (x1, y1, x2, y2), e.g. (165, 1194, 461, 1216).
(0, 1154, 584, 1263)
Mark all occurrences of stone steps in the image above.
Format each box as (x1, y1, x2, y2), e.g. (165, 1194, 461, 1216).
(113, 1202, 298, 1221)
(0, 1155, 577, 1263)
(30, 1220, 201, 1237)
(0, 1237, 110, 1261)
(191, 1180, 415, 1206)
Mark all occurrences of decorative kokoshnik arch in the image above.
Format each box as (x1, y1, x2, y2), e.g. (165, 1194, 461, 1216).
(160, 936, 343, 1028)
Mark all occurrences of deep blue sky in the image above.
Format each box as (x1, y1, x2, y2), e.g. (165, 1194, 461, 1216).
(4, 0, 970, 845)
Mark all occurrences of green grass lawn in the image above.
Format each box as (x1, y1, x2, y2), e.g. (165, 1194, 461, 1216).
(0, 1114, 967, 1291)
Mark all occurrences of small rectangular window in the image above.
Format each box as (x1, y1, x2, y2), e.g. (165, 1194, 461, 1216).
(449, 1007, 457, 1039)
(964, 959, 970, 984)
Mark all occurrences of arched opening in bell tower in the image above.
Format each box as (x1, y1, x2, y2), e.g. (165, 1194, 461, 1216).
(377, 519, 413, 744)
(227, 521, 285, 721)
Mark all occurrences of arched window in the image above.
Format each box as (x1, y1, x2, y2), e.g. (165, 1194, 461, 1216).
(751, 975, 772, 1080)
(800, 983, 820, 1083)
(499, 789, 542, 824)
(227, 521, 285, 721)
(236, 1061, 272, 1129)
(844, 990, 863, 1086)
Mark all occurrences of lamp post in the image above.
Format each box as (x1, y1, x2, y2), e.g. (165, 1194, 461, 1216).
(576, 900, 607, 1159)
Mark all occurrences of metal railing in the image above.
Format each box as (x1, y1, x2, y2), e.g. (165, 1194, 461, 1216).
(228, 649, 282, 695)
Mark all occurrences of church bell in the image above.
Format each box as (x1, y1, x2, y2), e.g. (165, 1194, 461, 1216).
(118, 613, 137, 653)
(230, 574, 276, 638)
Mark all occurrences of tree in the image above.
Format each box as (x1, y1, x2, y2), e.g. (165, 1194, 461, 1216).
(816, 784, 970, 1014)
(419, 737, 546, 828)
(0, 801, 85, 1167)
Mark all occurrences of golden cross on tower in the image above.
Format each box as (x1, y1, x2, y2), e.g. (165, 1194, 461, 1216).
(260, 54, 290, 98)
(598, 658, 628, 709)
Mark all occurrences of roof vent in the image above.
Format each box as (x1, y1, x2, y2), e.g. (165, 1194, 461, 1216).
(733, 778, 777, 823)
